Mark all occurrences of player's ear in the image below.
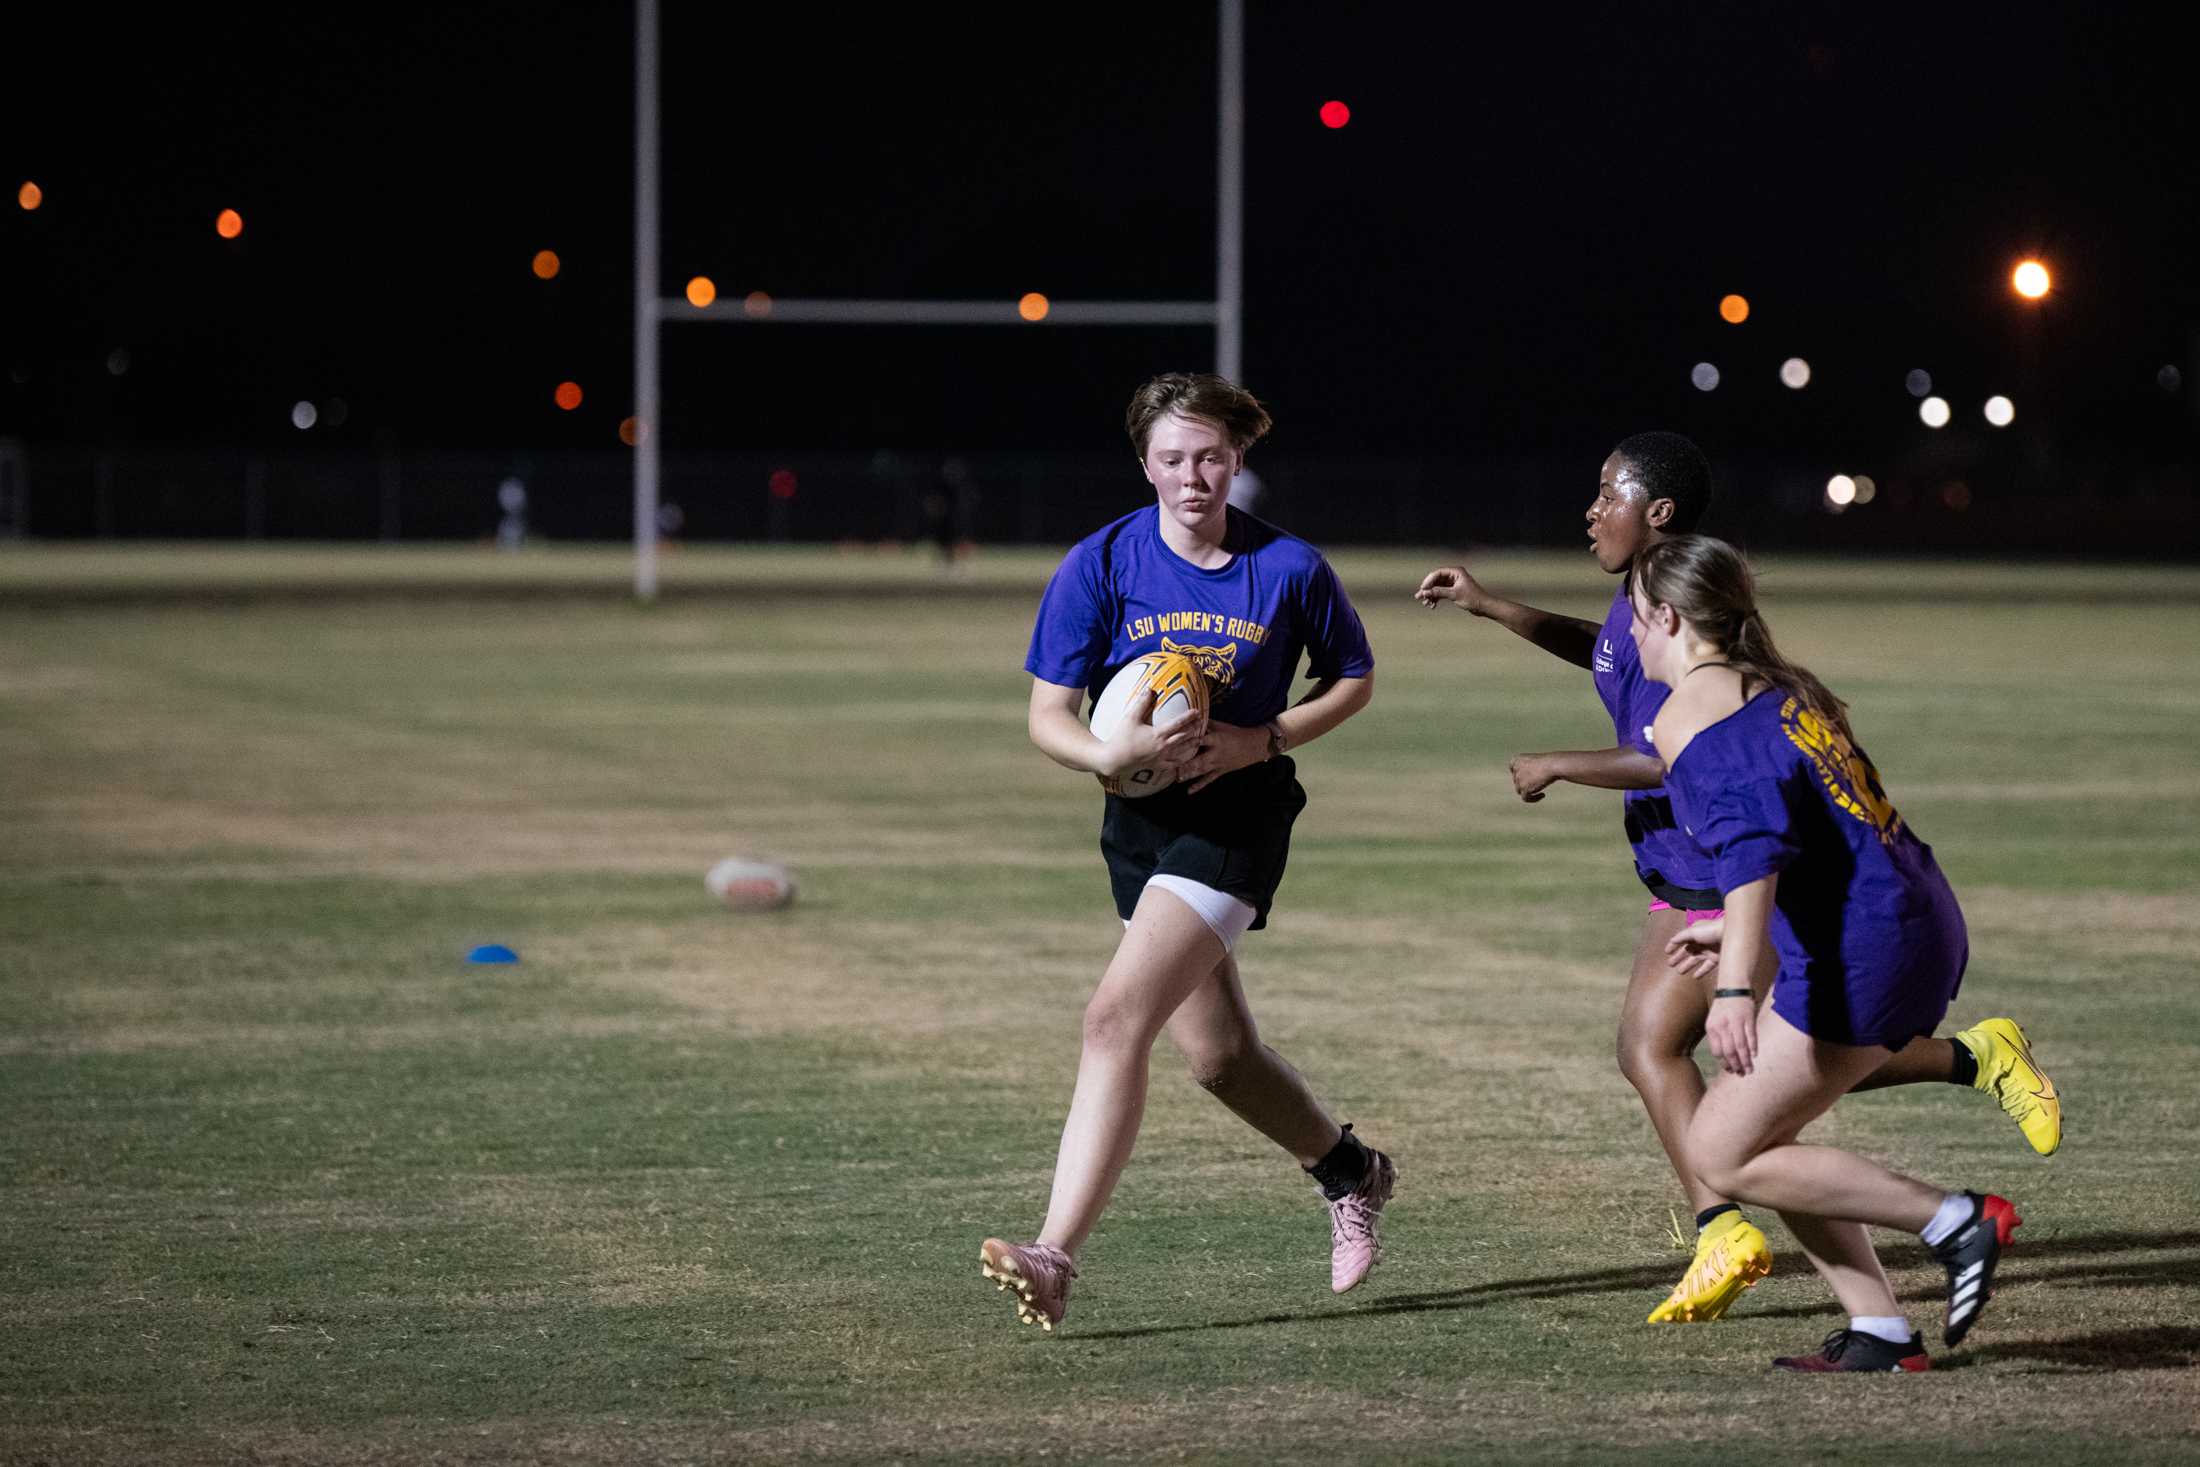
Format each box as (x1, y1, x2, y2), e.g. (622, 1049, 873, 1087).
(1646, 497, 1674, 529)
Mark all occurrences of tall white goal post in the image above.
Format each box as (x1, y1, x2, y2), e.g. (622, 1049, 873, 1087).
(630, 0, 1246, 599)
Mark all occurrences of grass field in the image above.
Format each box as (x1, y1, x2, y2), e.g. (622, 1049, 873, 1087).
(4, 545, 2198, 1464)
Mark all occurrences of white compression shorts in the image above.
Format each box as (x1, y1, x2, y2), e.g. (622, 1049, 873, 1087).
(1120, 874, 1258, 953)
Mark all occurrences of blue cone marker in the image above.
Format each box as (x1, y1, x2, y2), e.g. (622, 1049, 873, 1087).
(467, 944, 519, 963)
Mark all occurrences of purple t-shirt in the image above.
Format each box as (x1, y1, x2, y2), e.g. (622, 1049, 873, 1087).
(1665, 690, 1966, 1047)
(1025, 506, 1373, 726)
(1592, 585, 1719, 897)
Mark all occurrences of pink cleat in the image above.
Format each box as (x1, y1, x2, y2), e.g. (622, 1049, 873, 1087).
(979, 1238, 1076, 1332)
(1326, 1148, 1396, 1293)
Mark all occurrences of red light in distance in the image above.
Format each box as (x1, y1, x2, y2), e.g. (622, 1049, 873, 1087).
(1319, 100, 1351, 129)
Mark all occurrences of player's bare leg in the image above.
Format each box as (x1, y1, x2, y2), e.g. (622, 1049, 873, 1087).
(1164, 950, 1338, 1163)
(1617, 907, 1727, 1215)
(1034, 884, 1227, 1255)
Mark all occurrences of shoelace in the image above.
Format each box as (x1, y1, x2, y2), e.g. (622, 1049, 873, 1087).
(1815, 1329, 1859, 1362)
(1329, 1192, 1379, 1246)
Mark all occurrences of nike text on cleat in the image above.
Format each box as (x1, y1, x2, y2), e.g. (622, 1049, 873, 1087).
(1647, 1217, 1774, 1323)
(1931, 1192, 2019, 1347)
(978, 1238, 1075, 1332)
(1772, 1328, 1932, 1373)
(1326, 1148, 1395, 1293)
(1960, 1017, 2062, 1157)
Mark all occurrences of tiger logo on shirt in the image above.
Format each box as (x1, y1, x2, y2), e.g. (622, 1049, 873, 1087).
(1780, 697, 1904, 844)
(1160, 636, 1238, 689)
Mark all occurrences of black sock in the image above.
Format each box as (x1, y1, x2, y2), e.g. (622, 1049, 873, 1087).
(1695, 1203, 1741, 1232)
(1948, 1036, 1980, 1088)
(1305, 1123, 1371, 1201)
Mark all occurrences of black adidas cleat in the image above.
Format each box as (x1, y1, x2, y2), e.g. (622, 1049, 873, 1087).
(1773, 1328, 1932, 1373)
(1931, 1192, 2020, 1347)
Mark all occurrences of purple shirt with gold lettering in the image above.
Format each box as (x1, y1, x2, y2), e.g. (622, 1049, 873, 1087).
(1665, 690, 1966, 1048)
(1025, 506, 1373, 726)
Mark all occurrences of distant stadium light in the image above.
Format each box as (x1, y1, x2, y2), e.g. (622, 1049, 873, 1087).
(105, 348, 130, 377)
(1984, 394, 2015, 427)
(1690, 362, 1720, 391)
(1826, 475, 1857, 506)
(555, 381, 583, 411)
(1319, 100, 1351, 129)
(1942, 481, 1972, 510)
(686, 276, 717, 308)
(1018, 292, 1050, 322)
(1905, 368, 1932, 397)
(215, 208, 244, 239)
(1919, 396, 1951, 428)
(2159, 365, 2183, 393)
(1853, 474, 1877, 504)
(743, 290, 773, 318)
(17, 181, 41, 211)
(1780, 357, 1811, 389)
(291, 401, 318, 430)
(619, 416, 646, 446)
(532, 249, 561, 280)
(768, 468, 798, 500)
(2012, 259, 2051, 299)
(1719, 294, 1749, 324)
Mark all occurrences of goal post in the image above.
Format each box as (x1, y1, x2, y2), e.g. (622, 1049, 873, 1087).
(629, 0, 1246, 599)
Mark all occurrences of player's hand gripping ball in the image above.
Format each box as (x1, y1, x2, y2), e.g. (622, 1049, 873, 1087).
(1086, 651, 1210, 798)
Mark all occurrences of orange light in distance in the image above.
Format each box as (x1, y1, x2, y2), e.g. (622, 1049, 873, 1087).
(554, 381, 583, 411)
(215, 208, 244, 239)
(532, 249, 561, 280)
(618, 416, 646, 446)
(686, 276, 717, 308)
(17, 181, 42, 211)
(743, 290, 773, 318)
(2012, 259, 2050, 299)
(1018, 292, 1049, 322)
(1719, 293, 1750, 324)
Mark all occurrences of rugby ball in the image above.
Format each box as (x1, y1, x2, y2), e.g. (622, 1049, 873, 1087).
(1087, 651, 1209, 798)
(705, 856, 797, 910)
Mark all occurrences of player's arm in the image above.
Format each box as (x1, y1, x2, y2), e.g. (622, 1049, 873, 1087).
(1695, 875, 1774, 1076)
(1415, 565, 1599, 670)
(1508, 745, 1667, 802)
(1179, 671, 1373, 795)
(1028, 677, 1201, 778)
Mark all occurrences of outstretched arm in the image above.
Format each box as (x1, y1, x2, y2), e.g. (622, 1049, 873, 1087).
(1508, 746, 1668, 802)
(1414, 565, 1600, 669)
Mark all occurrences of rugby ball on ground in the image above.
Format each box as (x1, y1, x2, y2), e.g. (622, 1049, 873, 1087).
(1087, 651, 1210, 798)
(706, 856, 797, 910)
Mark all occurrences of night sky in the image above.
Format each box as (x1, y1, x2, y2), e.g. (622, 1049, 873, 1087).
(6, 3, 2197, 481)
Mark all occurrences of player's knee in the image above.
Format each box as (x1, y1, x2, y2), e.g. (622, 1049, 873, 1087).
(1184, 1036, 1257, 1095)
(1080, 992, 1149, 1055)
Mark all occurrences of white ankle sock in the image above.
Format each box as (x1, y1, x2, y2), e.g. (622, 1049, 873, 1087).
(1919, 1191, 1973, 1247)
(1850, 1314, 1914, 1345)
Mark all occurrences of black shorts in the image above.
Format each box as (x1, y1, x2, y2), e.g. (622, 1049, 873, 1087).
(1639, 871, 1725, 911)
(1099, 756, 1306, 930)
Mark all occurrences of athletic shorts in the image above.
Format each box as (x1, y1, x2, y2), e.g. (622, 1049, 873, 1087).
(1100, 756, 1305, 931)
(1641, 873, 1724, 912)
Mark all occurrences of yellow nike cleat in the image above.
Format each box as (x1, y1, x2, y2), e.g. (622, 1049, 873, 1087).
(1958, 1017, 2062, 1157)
(1648, 1214, 1773, 1323)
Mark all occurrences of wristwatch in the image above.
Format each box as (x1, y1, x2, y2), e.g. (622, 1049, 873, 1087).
(1263, 719, 1290, 760)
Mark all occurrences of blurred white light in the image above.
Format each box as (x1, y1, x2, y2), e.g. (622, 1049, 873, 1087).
(1919, 396, 1951, 428)
(1905, 369, 1932, 398)
(1780, 357, 1811, 389)
(1691, 362, 1720, 391)
(1984, 395, 2015, 427)
(1826, 475, 1858, 506)
(2161, 365, 2184, 393)
(291, 400, 318, 430)
(105, 348, 130, 377)
(1853, 474, 1877, 504)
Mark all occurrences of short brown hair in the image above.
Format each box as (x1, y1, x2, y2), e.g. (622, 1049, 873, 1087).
(1124, 373, 1274, 457)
